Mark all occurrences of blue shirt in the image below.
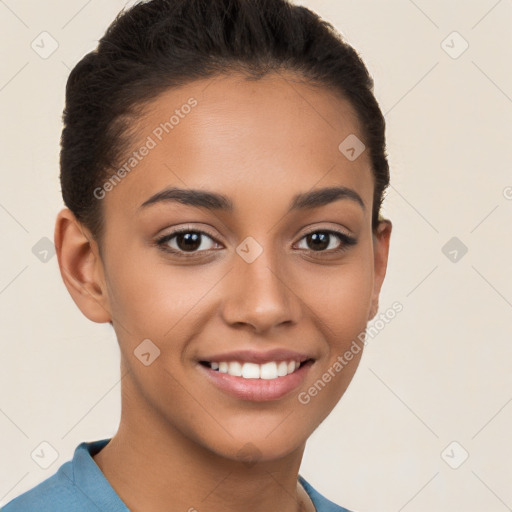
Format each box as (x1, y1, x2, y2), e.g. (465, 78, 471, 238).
(2, 439, 353, 511)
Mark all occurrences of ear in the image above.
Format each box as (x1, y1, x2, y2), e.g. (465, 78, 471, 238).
(368, 219, 392, 321)
(54, 208, 112, 323)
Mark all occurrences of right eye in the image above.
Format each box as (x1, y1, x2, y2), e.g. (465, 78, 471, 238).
(155, 227, 222, 257)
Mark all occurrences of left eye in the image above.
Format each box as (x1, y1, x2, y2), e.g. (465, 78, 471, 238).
(296, 230, 345, 252)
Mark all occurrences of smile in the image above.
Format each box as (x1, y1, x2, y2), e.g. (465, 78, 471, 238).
(198, 353, 315, 402)
(201, 360, 304, 380)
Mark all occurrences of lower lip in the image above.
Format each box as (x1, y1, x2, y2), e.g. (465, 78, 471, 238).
(198, 361, 314, 402)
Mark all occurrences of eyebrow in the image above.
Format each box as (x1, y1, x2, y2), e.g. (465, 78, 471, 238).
(139, 185, 365, 213)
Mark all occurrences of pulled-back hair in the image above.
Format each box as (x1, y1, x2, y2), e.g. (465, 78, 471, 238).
(60, 0, 389, 245)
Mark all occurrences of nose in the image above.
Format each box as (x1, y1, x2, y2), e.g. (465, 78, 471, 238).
(220, 246, 302, 334)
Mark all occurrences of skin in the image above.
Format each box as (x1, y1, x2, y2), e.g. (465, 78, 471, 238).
(54, 71, 392, 512)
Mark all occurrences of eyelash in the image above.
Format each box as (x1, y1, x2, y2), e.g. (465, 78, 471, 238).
(154, 226, 357, 259)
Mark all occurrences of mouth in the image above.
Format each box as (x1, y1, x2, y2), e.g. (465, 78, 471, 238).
(199, 359, 313, 380)
(197, 352, 315, 402)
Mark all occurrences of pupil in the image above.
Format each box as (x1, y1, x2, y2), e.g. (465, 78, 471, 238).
(178, 232, 201, 251)
(308, 232, 329, 251)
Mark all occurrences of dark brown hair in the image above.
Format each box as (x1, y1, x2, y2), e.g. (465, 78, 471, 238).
(60, 0, 389, 246)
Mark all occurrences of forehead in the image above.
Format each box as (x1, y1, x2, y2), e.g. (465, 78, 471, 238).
(102, 71, 374, 222)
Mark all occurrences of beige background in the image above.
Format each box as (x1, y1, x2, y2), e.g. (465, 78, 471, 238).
(1, 1, 511, 511)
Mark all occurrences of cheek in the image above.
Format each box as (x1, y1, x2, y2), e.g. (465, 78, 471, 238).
(294, 256, 373, 418)
(302, 251, 375, 340)
(106, 258, 205, 337)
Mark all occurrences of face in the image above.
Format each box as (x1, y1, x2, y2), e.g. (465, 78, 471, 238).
(70, 72, 391, 462)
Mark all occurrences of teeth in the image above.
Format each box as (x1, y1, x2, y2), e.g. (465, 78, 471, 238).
(208, 360, 303, 379)
(260, 362, 277, 380)
(242, 362, 260, 379)
(228, 361, 243, 377)
(277, 361, 288, 377)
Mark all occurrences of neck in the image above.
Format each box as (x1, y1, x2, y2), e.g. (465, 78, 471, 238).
(92, 372, 314, 512)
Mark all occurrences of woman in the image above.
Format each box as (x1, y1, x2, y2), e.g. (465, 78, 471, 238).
(3, 0, 392, 510)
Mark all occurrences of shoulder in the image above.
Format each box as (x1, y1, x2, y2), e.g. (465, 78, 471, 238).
(299, 475, 356, 512)
(1, 460, 91, 511)
(2, 439, 126, 512)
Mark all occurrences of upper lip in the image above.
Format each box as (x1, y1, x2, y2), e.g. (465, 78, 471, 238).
(199, 348, 314, 364)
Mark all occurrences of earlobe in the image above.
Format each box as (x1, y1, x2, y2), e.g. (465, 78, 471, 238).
(54, 208, 112, 323)
(368, 219, 392, 321)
